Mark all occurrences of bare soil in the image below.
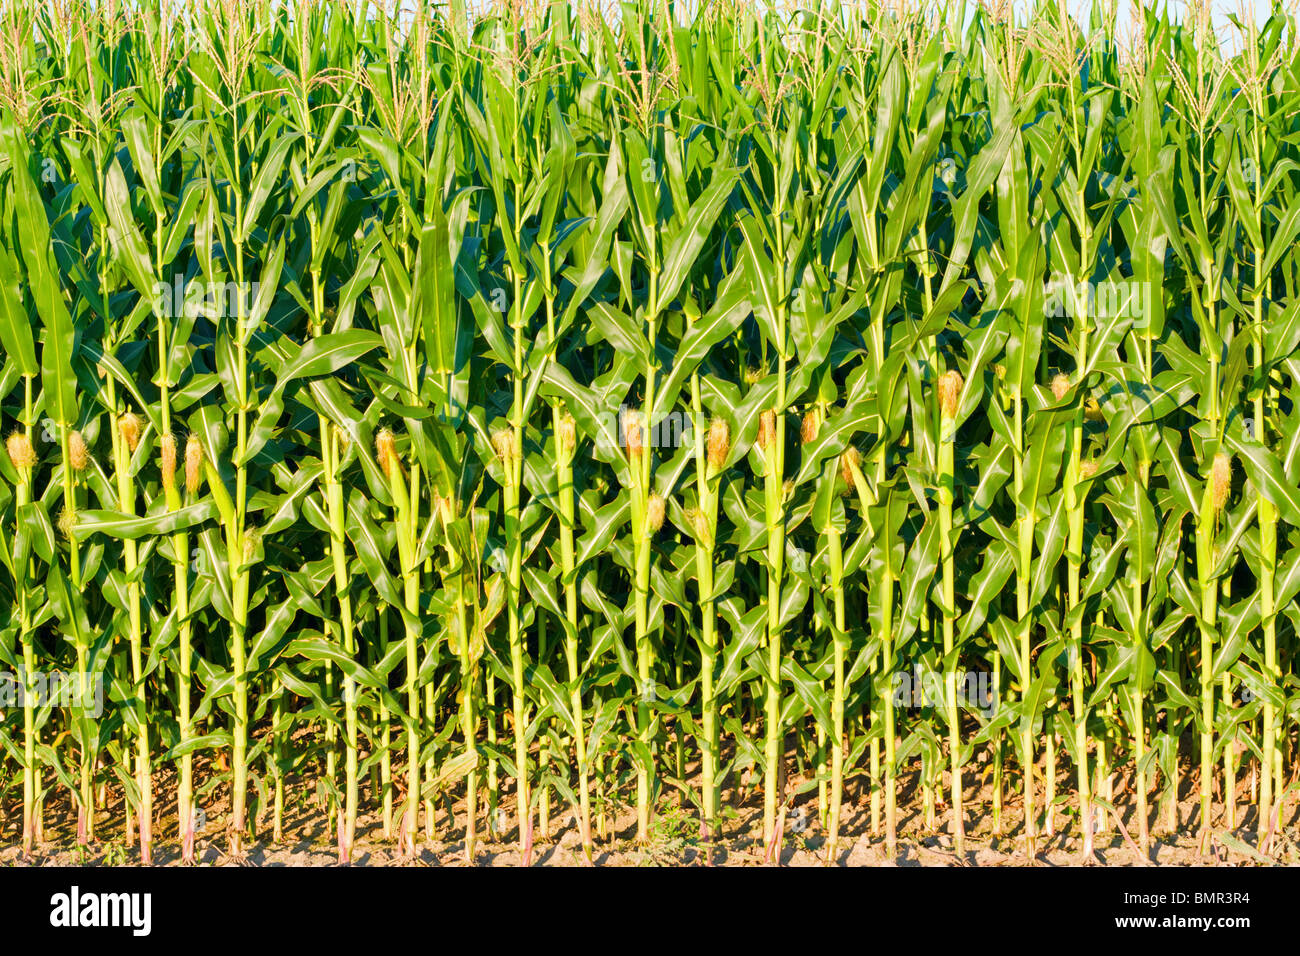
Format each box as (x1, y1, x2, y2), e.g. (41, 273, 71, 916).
(4, 750, 1296, 866)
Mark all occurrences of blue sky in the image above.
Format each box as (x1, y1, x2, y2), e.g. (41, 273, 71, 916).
(1027, 0, 1278, 30)
(1042, 0, 1283, 53)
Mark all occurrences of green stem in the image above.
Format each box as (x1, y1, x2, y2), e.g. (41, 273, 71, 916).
(938, 397, 962, 855)
(1014, 389, 1037, 854)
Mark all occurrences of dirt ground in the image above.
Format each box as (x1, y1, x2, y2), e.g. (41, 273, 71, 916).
(3, 751, 1297, 866)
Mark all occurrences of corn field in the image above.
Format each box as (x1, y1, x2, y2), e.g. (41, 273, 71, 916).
(1, 0, 1299, 867)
